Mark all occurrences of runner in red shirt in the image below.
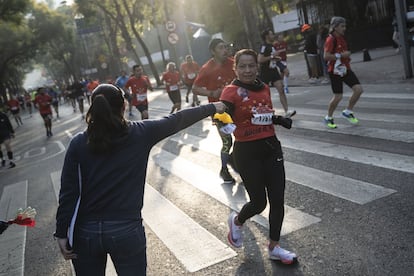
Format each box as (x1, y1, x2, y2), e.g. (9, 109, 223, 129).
(193, 38, 237, 183)
(323, 16, 363, 129)
(273, 34, 290, 94)
(162, 62, 182, 114)
(7, 96, 23, 126)
(34, 87, 53, 137)
(125, 64, 153, 119)
(180, 55, 200, 106)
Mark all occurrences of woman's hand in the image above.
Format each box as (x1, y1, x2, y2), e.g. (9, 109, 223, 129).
(56, 237, 77, 260)
(213, 102, 227, 113)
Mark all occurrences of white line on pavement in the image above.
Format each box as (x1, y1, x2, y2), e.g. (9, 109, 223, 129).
(151, 146, 321, 235)
(169, 132, 398, 204)
(143, 185, 237, 272)
(0, 181, 28, 276)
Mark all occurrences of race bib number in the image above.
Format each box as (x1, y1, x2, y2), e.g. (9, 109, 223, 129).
(169, 85, 178, 91)
(187, 73, 196, 79)
(136, 94, 147, 102)
(170, 85, 178, 91)
(11, 106, 18, 110)
(251, 113, 273, 125)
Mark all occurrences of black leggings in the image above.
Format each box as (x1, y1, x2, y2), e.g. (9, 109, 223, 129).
(233, 136, 285, 242)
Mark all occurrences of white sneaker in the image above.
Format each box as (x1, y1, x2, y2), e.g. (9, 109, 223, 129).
(227, 212, 243, 248)
(269, 245, 297, 264)
(308, 78, 317, 84)
(285, 110, 296, 118)
(321, 78, 330, 84)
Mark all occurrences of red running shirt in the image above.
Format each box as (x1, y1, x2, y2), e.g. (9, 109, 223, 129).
(125, 76, 152, 106)
(34, 93, 52, 115)
(162, 71, 181, 92)
(180, 62, 200, 85)
(194, 57, 235, 103)
(220, 84, 275, 142)
(324, 34, 351, 73)
(273, 40, 288, 61)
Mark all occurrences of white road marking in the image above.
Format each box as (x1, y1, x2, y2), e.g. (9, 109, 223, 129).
(280, 136, 414, 174)
(169, 132, 398, 204)
(0, 181, 28, 276)
(143, 185, 237, 272)
(151, 146, 321, 235)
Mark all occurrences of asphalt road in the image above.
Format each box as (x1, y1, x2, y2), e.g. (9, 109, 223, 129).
(0, 81, 413, 276)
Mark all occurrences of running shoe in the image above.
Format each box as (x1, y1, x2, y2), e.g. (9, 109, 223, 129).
(220, 167, 235, 184)
(324, 116, 337, 129)
(342, 110, 359, 124)
(268, 245, 297, 264)
(285, 110, 296, 118)
(186, 95, 189, 103)
(227, 212, 243, 248)
(9, 162, 16, 169)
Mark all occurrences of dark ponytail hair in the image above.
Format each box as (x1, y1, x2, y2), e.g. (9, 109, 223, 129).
(86, 84, 128, 154)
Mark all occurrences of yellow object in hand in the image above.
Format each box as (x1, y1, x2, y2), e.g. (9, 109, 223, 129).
(213, 112, 233, 124)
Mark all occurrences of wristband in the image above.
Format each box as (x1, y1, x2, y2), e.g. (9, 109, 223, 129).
(335, 53, 341, 59)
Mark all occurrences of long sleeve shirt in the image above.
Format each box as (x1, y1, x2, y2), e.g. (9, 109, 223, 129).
(55, 104, 217, 238)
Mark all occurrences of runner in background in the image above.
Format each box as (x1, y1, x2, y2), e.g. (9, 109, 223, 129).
(162, 62, 182, 114)
(273, 34, 290, 94)
(125, 65, 153, 120)
(33, 87, 53, 137)
(0, 110, 16, 168)
(180, 55, 200, 107)
(7, 95, 23, 126)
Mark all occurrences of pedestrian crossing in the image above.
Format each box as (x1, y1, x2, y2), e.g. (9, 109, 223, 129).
(1, 90, 413, 274)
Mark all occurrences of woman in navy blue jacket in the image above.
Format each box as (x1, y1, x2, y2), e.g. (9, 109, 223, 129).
(55, 84, 225, 275)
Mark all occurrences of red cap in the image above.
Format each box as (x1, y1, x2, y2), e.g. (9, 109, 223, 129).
(301, 24, 311, 32)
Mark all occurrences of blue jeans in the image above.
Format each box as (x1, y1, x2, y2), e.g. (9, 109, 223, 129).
(72, 220, 146, 276)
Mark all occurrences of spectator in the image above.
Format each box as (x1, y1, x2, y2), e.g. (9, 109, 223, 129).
(54, 84, 226, 274)
(302, 24, 321, 83)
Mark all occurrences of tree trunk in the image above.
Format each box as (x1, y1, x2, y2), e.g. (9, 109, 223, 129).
(121, 0, 161, 86)
(235, 0, 262, 50)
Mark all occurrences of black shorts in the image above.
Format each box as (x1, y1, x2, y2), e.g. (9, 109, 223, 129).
(168, 90, 181, 104)
(41, 113, 52, 120)
(329, 70, 360, 94)
(135, 104, 148, 113)
(10, 109, 20, 115)
(259, 69, 282, 86)
(0, 133, 12, 144)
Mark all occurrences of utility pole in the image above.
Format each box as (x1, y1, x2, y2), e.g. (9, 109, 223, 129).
(395, 0, 413, 78)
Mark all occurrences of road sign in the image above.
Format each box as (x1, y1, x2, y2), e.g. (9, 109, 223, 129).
(165, 20, 176, 32)
(168, 32, 179, 44)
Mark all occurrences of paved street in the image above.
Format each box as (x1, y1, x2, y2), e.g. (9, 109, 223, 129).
(0, 49, 414, 275)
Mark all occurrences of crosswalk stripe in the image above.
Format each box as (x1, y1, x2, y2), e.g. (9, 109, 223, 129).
(142, 185, 237, 272)
(292, 120, 414, 143)
(151, 146, 321, 235)
(280, 136, 414, 174)
(0, 181, 28, 276)
(169, 132, 397, 204)
(287, 107, 414, 124)
(308, 98, 414, 110)
(284, 162, 396, 204)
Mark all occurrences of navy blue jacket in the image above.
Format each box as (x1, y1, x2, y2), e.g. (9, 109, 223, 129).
(55, 104, 216, 238)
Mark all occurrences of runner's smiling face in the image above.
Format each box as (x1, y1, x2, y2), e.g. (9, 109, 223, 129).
(235, 54, 258, 84)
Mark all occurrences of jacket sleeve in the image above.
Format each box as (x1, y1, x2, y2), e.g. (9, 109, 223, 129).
(143, 103, 217, 146)
(55, 135, 82, 238)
